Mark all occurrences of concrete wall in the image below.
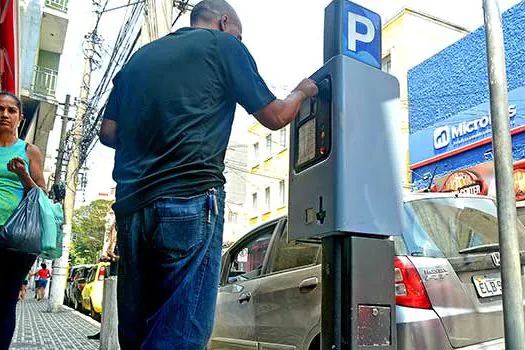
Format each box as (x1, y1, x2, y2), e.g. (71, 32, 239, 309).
(19, 0, 44, 90)
(37, 49, 60, 70)
(408, 1, 525, 189)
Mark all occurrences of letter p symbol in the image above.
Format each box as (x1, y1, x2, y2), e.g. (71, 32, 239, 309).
(348, 13, 375, 52)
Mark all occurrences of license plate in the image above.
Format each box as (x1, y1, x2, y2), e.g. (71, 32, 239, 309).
(473, 275, 502, 298)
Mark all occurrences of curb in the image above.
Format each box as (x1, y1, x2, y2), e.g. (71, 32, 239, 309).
(60, 304, 101, 328)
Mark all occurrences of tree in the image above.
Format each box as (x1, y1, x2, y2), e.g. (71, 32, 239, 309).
(70, 200, 113, 265)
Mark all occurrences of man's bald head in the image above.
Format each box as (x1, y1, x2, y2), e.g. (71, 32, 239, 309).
(190, 0, 242, 40)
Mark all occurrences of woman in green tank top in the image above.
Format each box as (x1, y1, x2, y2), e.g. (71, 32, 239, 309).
(0, 91, 46, 349)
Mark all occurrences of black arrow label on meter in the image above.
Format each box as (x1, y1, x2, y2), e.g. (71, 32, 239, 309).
(316, 196, 326, 224)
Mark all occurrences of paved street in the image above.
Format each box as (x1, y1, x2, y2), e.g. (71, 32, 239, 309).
(10, 298, 100, 350)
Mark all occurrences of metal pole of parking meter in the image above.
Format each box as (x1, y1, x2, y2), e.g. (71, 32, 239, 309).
(100, 260, 120, 350)
(322, 236, 343, 349)
(483, 0, 525, 347)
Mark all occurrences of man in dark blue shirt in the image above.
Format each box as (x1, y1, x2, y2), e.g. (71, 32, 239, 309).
(100, 0, 317, 348)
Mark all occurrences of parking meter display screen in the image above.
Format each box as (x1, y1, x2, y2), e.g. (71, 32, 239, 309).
(299, 99, 312, 122)
(297, 118, 316, 166)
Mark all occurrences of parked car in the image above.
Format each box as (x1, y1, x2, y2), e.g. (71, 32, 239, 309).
(64, 265, 78, 306)
(81, 262, 109, 320)
(65, 264, 93, 310)
(210, 193, 525, 350)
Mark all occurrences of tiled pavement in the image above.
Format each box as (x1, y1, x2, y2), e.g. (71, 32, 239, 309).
(10, 298, 101, 350)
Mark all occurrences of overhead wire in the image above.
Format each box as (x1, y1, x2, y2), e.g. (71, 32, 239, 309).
(77, 1, 193, 169)
(60, 0, 147, 192)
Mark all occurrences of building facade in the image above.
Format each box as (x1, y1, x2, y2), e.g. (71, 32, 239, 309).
(18, 0, 69, 160)
(245, 121, 288, 229)
(223, 143, 250, 245)
(408, 1, 525, 202)
(382, 8, 470, 186)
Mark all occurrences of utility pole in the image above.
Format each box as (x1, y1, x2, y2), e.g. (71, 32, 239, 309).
(53, 94, 71, 185)
(48, 2, 98, 312)
(483, 0, 525, 347)
(140, 0, 173, 46)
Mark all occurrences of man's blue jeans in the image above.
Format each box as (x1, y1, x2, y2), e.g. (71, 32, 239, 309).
(116, 188, 225, 350)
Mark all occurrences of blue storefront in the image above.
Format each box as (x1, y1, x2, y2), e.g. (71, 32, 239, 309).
(408, 0, 525, 200)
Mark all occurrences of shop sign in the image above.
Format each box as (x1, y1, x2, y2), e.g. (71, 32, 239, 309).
(515, 169, 525, 201)
(430, 164, 525, 202)
(433, 105, 517, 150)
(441, 170, 488, 195)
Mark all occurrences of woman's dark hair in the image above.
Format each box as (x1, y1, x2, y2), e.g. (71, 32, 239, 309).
(41, 263, 47, 269)
(0, 91, 22, 111)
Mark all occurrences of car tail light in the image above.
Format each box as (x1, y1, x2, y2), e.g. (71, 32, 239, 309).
(394, 256, 432, 309)
(98, 266, 106, 281)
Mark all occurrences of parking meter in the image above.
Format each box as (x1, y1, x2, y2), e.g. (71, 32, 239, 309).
(288, 1, 403, 349)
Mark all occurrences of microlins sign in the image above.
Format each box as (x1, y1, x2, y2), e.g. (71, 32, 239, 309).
(433, 105, 517, 150)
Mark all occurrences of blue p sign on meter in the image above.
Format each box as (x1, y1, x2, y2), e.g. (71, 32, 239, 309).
(344, 2, 381, 68)
(324, 0, 382, 69)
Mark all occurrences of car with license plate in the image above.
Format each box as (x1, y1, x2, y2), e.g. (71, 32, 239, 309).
(209, 193, 525, 350)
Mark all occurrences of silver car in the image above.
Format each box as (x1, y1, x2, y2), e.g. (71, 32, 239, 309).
(210, 193, 525, 349)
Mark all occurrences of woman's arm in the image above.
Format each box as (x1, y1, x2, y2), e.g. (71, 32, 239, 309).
(8, 144, 46, 191)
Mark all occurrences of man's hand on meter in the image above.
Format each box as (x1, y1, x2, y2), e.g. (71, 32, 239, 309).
(254, 78, 319, 130)
(293, 79, 319, 99)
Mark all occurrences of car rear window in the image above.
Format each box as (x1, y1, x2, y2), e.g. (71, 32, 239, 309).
(402, 197, 525, 258)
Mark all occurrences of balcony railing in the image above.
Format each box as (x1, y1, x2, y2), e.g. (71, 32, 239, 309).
(45, 0, 68, 13)
(32, 66, 58, 97)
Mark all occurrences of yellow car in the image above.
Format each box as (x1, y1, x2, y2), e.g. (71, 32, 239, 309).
(81, 262, 110, 320)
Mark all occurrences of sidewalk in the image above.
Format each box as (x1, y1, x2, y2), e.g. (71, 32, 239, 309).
(10, 298, 101, 350)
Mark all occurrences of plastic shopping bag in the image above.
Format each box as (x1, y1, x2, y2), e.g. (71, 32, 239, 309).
(38, 191, 66, 260)
(0, 187, 42, 255)
(39, 201, 64, 260)
(51, 203, 64, 259)
(38, 190, 58, 256)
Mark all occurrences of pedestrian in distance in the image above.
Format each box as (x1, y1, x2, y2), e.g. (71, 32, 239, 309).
(31, 263, 51, 301)
(0, 91, 46, 350)
(18, 275, 29, 302)
(99, 0, 318, 348)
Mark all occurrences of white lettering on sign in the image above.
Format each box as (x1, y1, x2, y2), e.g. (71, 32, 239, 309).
(450, 115, 492, 139)
(433, 105, 517, 150)
(458, 183, 481, 195)
(348, 12, 375, 52)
